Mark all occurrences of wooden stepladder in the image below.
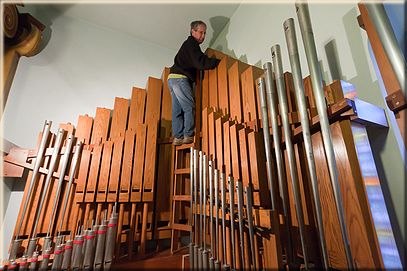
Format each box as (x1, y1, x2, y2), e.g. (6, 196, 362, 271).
(170, 142, 195, 253)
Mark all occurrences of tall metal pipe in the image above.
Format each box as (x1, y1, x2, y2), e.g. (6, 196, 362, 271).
(9, 120, 52, 260)
(263, 62, 294, 265)
(256, 76, 278, 210)
(365, 2, 405, 95)
(47, 134, 75, 237)
(271, 44, 309, 268)
(296, 2, 354, 268)
(284, 17, 329, 269)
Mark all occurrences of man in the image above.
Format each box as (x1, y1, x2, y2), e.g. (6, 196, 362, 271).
(168, 20, 220, 146)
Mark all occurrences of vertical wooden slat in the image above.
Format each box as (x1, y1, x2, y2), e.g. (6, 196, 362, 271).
(228, 61, 243, 123)
(75, 115, 93, 145)
(229, 123, 243, 182)
(217, 56, 230, 115)
(201, 70, 209, 111)
(131, 124, 146, 202)
(85, 144, 103, 202)
(119, 129, 136, 202)
(209, 68, 218, 109)
(107, 137, 124, 202)
(90, 108, 111, 145)
(223, 120, 233, 177)
(241, 66, 259, 123)
(215, 116, 226, 172)
(143, 77, 163, 201)
(110, 97, 129, 139)
(128, 87, 146, 131)
(201, 107, 210, 155)
(96, 141, 113, 202)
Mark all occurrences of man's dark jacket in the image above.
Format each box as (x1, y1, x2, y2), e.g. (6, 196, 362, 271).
(170, 35, 220, 83)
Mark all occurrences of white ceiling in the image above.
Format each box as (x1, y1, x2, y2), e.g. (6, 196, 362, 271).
(47, 3, 240, 50)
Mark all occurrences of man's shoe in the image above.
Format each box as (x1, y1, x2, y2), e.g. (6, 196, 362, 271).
(182, 136, 194, 145)
(173, 137, 183, 146)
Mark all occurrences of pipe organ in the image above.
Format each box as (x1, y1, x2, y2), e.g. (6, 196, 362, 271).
(2, 2, 401, 270)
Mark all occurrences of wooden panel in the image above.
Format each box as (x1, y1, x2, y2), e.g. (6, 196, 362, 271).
(75, 114, 93, 145)
(208, 110, 220, 161)
(143, 77, 163, 201)
(119, 130, 136, 202)
(143, 123, 158, 201)
(144, 77, 163, 123)
(335, 120, 382, 269)
(131, 124, 147, 202)
(229, 123, 243, 181)
(241, 66, 259, 123)
(217, 56, 230, 115)
(311, 130, 347, 268)
(223, 120, 233, 177)
(90, 108, 111, 145)
(201, 70, 209, 111)
(107, 137, 124, 202)
(160, 67, 172, 138)
(96, 141, 113, 202)
(201, 107, 210, 155)
(238, 128, 250, 188)
(110, 97, 129, 139)
(248, 131, 271, 208)
(85, 144, 103, 202)
(283, 73, 297, 114)
(75, 147, 92, 201)
(303, 76, 316, 110)
(209, 68, 218, 109)
(215, 116, 226, 172)
(59, 123, 75, 137)
(228, 61, 243, 123)
(128, 87, 146, 130)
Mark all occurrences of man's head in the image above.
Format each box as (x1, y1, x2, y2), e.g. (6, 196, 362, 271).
(190, 20, 207, 44)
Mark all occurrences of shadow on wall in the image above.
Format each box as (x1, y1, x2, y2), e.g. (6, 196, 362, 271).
(208, 16, 237, 59)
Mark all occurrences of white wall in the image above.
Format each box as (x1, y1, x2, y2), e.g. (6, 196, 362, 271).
(1, 5, 176, 259)
(211, 2, 405, 264)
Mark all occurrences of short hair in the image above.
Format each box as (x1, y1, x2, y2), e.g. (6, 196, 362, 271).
(190, 20, 206, 31)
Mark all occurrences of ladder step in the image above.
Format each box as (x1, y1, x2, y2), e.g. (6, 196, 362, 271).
(173, 195, 191, 201)
(172, 223, 192, 232)
(174, 168, 190, 175)
(175, 142, 195, 150)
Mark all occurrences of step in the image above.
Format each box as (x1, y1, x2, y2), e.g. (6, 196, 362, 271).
(173, 195, 191, 201)
(171, 223, 192, 232)
(174, 168, 190, 175)
(175, 142, 195, 151)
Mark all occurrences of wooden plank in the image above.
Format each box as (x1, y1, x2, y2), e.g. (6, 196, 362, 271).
(131, 124, 146, 202)
(209, 68, 218, 109)
(75, 146, 92, 202)
(160, 67, 172, 138)
(75, 115, 93, 145)
(238, 127, 250, 188)
(119, 129, 136, 202)
(128, 87, 146, 130)
(85, 144, 103, 202)
(217, 56, 231, 116)
(90, 108, 111, 145)
(215, 116, 226, 172)
(248, 131, 271, 208)
(335, 120, 383, 269)
(241, 66, 259, 123)
(107, 136, 124, 202)
(201, 70, 209, 111)
(96, 141, 113, 202)
(142, 77, 162, 201)
(208, 110, 219, 161)
(201, 107, 210, 155)
(229, 123, 243, 181)
(228, 61, 243, 123)
(223, 120, 233, 177)
(59, 123, 75, 137)
(110, 97, 129, 139)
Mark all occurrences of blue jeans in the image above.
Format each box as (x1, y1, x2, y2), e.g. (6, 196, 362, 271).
(167, 78, 195, 138)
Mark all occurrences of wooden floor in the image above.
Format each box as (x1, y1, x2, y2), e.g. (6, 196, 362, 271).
(112, 247, 189, 270)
